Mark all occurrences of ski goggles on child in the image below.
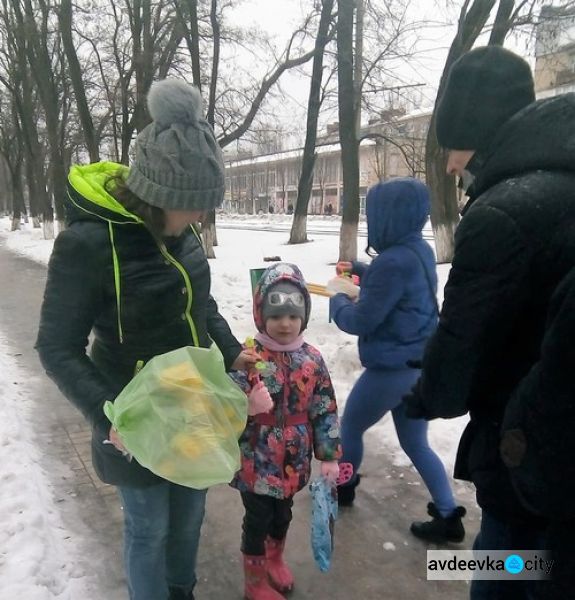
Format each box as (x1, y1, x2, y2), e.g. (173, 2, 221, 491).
(267, 290, 305, 307)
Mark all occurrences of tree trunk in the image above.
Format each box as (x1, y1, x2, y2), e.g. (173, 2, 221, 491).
(207, 0, 220, 126)
(200, 209, 217, 256)
(489, 0, 516, 45)
(425, 0, 498, 263)
(289, 0, 334, 245)
(289, 156, 313, 243)
(337, 0, 360, 261)
(201, 220, 217, 259)
(425, 115, 460, 263)
(290, 213, 309, 245)
(19, 0, 68, 225)
(8, 159, 26, 229)
(5, 0, 50, 226)
(201, 1, 221, 257)
(339, 221, 358, 259)
(43, 218, 55, 240)
(60, 0, 99, 161)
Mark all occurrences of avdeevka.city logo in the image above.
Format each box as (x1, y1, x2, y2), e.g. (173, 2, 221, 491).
(427, 550, 553, 581)
(505, 554, 524, 574)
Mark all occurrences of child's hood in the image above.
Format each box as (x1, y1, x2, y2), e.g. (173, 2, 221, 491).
(366, 177, 430, 252)
(253, 263, 311, 333)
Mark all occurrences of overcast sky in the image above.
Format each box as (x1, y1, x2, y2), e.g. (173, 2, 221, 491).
(228, 0, 458, 108)
(224, 0, 556, 145)
(223, 1, 452, 144)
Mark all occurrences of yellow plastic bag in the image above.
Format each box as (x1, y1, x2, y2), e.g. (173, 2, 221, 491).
(103, 344, 247, 489)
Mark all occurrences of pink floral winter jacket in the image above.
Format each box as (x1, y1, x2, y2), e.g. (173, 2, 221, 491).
(230, 263, 342, 499)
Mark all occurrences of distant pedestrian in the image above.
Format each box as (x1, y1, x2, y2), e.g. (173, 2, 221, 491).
(36, 79, 256, 600)
(231, 263, 341, 600)
(330, 177, 465, 544)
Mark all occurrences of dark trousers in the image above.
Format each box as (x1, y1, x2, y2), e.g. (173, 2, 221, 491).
(241, 491, 294, 556)
(535, 520, 575, 600)
(470, 510, 545, 600)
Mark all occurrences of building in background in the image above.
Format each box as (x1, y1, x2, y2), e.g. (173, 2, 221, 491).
(534, 4, 575, 97)
(223, 108, 429, 215)
(223, 3, 575, 216)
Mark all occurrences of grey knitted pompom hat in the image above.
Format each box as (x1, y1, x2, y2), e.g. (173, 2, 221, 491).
(126, 79, 225, 211)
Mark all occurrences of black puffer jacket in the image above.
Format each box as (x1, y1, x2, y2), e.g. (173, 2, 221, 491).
(413, 94, 575, 523)
(36, 162, 242, 487)
(501, 266, 575, 522)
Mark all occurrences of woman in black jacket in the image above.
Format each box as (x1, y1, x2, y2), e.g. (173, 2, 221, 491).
(36, 79, 254, 600)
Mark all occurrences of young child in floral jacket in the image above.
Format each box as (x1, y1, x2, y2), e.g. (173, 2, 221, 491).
(231, 262, 342, 600)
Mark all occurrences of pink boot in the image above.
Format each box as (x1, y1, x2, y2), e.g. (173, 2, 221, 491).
(265, 537, 294, 593)
(243, 554, 284, 600)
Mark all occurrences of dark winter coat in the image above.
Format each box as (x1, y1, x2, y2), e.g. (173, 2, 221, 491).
(330, 177, 437, 370)
(231, 264, 342, 499)
(501, 266, 575, 521)
(409, 94, 575, 523)
(36, 161, 242, 487)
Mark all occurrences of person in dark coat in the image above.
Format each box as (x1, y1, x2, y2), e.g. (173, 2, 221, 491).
(405, 46, 575, 599)
(329, 177, 465, 544)
(500, 266, 575, 599)
(36, 79, 255, 600)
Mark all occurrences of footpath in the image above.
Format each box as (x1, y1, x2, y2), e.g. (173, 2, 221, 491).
(0, 240, 478, 599)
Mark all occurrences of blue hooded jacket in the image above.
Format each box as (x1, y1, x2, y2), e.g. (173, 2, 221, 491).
(330, 177, 437, 369)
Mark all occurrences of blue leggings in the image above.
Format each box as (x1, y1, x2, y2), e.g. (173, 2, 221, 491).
(340, 367, 456, 517)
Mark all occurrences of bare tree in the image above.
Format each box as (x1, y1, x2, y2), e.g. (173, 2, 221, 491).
(59, 0, 99, 162)
(0, 0, 51, 230)
(289, 0, 335, 244)
(176, 1, 324, 256)
(12, 0, 70, 231)
(426, 0, 539, 263)
(337, 0, 360, 261)
(0, 93, 25, 229)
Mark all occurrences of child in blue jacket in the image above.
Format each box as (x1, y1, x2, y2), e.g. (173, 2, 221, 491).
(329, 177, 465, 544)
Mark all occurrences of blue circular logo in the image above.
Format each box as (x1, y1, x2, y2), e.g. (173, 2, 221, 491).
(505, 554, 524, 574)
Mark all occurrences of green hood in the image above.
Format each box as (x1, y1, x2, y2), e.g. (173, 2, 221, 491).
(67, 161, 143, 225)
(67, 161, 146, 346)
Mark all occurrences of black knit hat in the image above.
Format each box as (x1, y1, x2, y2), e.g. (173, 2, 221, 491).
(436, 46, 535, 152)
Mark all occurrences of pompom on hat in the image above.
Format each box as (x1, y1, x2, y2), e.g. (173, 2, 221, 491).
(435, 46, 535, 152)
(126, 78, 225, 211)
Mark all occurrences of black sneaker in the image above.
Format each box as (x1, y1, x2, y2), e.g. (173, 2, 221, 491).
(410, 502, 466, 544)
(337, 474, 361, 507)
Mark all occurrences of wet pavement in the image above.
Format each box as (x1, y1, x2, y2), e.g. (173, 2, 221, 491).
(0, 239, 479, 599)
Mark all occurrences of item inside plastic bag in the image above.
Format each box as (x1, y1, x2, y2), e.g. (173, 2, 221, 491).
(310, 476, 338, 572)
(104, 344, 247, 489)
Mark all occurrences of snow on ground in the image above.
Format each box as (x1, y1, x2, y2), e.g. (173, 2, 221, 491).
(0, 214, 468, 596)
(0, 330, 93, 598)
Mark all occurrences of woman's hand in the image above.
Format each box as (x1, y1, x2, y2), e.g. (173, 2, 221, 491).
(327, 276, 360, 300)
(231, 350, 260, 371)
(108, 427, 126, 452)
